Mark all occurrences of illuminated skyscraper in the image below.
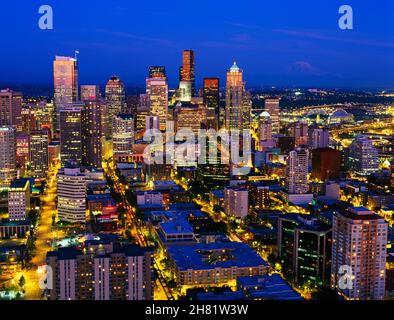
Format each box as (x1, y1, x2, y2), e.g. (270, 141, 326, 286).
(0, 89, 22, 131)
(265, 98, 280, 135)
(288, 122, 309, 146)
(105, 76, 125, 137)
(53, 56, 78, 129)
(258, 111, 272, 141)
(180, 50, 195, 96)
(203, 78, 220, 130)
(285, 147, 309, 194)
(0, 126, 16, 186)
(146, 68, 168, 131)
(57, 166, 86, 223)
(175, 103, 207, 135)
(113, 114, 134, 155)
(348, 135, 379, 176)
(60, 107, 82, 165)
(331, 207, 387, 300)
(82, 100, 105, 168)
(309, 128, 330, 149)
(225, 62, 250, 131)
(16, 133, 30, 170)
(30, 130, 49, 178)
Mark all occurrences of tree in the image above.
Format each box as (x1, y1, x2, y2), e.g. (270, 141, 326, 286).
(312, 286, 339, 300)
(18, 275, 26, 288)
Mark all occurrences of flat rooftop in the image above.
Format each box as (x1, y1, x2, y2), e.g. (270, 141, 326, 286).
(167, 242, 269, 271)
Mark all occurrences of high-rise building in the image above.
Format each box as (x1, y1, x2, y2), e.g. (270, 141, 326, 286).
(80, 85, 101, 101)
(175, 103, 207, 135)
(30, 130, 49, 178)
(203, 78, 220, 130)
(0, 89, 22, 131)
(125, 95, 139, 116)
(146, 68, 168, 131)
(277, 214, 332, 285)
(309, 128, 330, 150)
(0, 126, 16, 186)
(82, 100, 104, 168)
(288, 122, 309, 146)
(46, 238, 153, 300)
(54, 56, 78, 129)
(16, 133, 30, 170)
(348, 135, 379, 176)
(224, 186, 249, 219)
(264, 98, 280, 135)
(225, 62, 251, 131)
(285, 147, 309, 194)
(331, 207, 387, 300)
(8, 178, 30, 221)
(105, 76, 125, 137)
(177, 81, 192, 102)
(57, 166, 86, 223)
(311, 148, 341, 181)
(250, 184, 270, 209)
(259, 111, 272, 141)
(60, 108, 82, 165)
(180, 50, 195, 96)
(113, 114, 134, 155)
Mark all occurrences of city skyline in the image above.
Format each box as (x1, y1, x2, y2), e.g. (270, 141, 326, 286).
(0, 0, 393, 306)
(1, 1, 394, 89)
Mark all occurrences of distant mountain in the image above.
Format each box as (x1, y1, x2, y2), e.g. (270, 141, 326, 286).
(0, 81, 145, 97)
(0, 82, 53, 97)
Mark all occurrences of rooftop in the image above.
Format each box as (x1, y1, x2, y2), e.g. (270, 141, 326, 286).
(167, 242, 268, 271)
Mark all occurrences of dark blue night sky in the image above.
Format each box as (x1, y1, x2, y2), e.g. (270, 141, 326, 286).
(1, 0, 393, 88)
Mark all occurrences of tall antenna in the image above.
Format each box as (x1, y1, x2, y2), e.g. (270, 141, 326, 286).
(74, 50, 80, 61)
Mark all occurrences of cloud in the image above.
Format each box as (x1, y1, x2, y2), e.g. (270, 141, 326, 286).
(95, 29, 174, 46)
(276, 29, 394, 49)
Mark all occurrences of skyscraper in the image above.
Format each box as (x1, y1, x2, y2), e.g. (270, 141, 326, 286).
(113, 114, 134, 155)
(277, 214, 332, 285)
(331, 207, 387, 300)
(8, 178, 30, 221)
(288, 122, 309, 146)
(175, 103, 207, 135)
(285, 147, 309, 194)
(54, 56, 79, 105)
(30, 130, 49, 178)
(224, 186, 249, 219)
(180, 50, 195, 96)
(57, 166, 86, 223)
(0, 126, 16, 186)
(82, 100, 104, 168)
(16, 133, 30, 170)
(225, 62, 250, 131)
(348, 135, 379, 176)
(54, 56, 78, 129)
(203, 78, 220, 130)
(265, 98, 280, 135)
(0, 89, 22, 131)
(311, 148, 341, 181)
(105, 76, 125, 137)
(258, 111, 272, 141)
(146, 68, 168, 131)
(309, 128, 330, 150)
(60, 107, 82, 165)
